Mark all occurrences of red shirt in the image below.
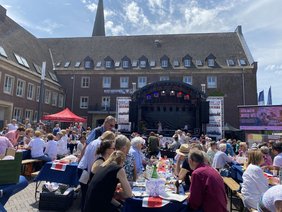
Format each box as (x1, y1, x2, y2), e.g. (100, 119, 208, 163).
(188, 163, 227, 212)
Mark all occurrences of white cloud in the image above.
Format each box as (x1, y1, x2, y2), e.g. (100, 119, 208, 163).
(105, 21, 125, 35)
(34, 19, 62, 35)
(124, 1, 149, 26)
(86, 3, 97, 12)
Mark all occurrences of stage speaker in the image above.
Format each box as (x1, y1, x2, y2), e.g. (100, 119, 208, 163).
(200, 101, 209, 123)
(129, 101, 138, 122)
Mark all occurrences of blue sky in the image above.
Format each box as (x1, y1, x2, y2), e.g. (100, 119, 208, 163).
(1, 0, 282, 104)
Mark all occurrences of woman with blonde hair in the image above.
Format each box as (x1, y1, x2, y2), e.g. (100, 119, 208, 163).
(238, 142, 248, 157)
(241, 150, 268, 209)
(84, 150, 132, 212)
(23, 128, 34, 145)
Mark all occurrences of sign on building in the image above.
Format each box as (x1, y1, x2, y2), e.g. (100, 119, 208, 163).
(206, 96, 224, 140)
(116, 97, 131, 132)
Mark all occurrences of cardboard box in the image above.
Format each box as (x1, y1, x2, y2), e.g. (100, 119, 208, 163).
(0, 151, 22, 185)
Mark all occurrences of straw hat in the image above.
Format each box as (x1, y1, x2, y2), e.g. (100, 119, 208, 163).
(176, 144, 189, 156)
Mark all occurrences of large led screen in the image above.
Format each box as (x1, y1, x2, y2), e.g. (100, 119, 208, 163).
(239, 106, 282, 130)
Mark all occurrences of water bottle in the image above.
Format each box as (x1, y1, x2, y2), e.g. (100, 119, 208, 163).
(151, 164, 158, 179)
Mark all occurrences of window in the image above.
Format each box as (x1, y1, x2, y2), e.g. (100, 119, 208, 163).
(207, 76, 217, 88)
(183, 76, 192, 85)
(27, 83, 34, 100)
(52, 92, 58, 106)
(36, 86, 40, 102)
(161, 59, 168, 68)
(14, 53, 29, 68)
(160, 76, 169, 81)
(150, 60, 156, 67)
(207, 59, 215, 67)
(58, 94, 64, 108)
(120, 77, 129, 88)
(96, 61, 102, 68)
(115, 61, 120, 68)
(33, 63, 42, 74)
(64, 61, 71, 68)
(239, 59, 247, 66)
(44, 89, 51, 104)
(33, 111, 38, 121)
(74, 61, 81, 68)
(196, 60, 203, 66)
(80, 96, 89, 109)
(173, 60, 179, 67)
(13, 107, 22, 121)
(49, 72, 58, 82)
(25, 109, 33, 120)
(0, 46, 7, 58)
(105, 61, 112, 68)
(101, 96, 110, 110)
(122, 60, 129, 68)
(56, 62, 61, 67)
(184, 59, 191, 67)
(16, 79, 25, 97)
(227, 59, 235, 66)
(132, 60, 138, 67)
(139, 60, 147, 68)
(81, 77, 90, 88)
(103, 77, 111, 88)
(4, 75, 14, 94)
(85, 61, 92, 69)
(138, 76, 147, 88)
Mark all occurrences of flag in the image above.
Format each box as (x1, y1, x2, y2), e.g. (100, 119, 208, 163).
(142, 197, 169, 208)
(50, 160, 68, 171)
(258, 90, 264, 105)
(267, 86, 272, 105)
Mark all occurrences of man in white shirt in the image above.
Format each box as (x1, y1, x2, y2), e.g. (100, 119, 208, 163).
(212, 143, 233, 169)
(272, 141, 282, 168)
(7, 119, 18, 132)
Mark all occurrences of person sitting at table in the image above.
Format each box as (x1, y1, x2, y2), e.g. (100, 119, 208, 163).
(147, 132, 160, 158)
(260, 146, 272, 166)
(241, 150, 268, 209)
(27, 130, 51, 162)
(258, 185, 282, 211)
(212, 143, 233, 170)
(90, 139, 116, 180)
(238, 142, 248, 157)
(272, 141, 282, 168)
(5, 126, 25, 147)
(207, 141, 218, 164)
(129, 136, 146, 175)
(188, 149, 227, 212)
(23, 128, 34, 146)
(115, 134, 136, 183)
(57, 131, 68, 158)
(84, 150, 132, 212)
(0, 135, 14, 157)
(44, 133, 57, 161)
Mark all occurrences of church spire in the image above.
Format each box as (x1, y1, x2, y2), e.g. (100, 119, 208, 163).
(92, 0, 105, 36)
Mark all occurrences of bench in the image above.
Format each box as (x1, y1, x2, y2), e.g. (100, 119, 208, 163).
(222, 177, 241, 211)
(21, 159, 42, 176)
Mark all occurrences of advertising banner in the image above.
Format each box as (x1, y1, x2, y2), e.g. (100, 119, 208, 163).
(116, 97, 131, 132)
(239, 106, 282, 130)
(206, 97, 224, 140)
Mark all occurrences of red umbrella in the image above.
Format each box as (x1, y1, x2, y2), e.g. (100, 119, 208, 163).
(41, 108, 86, 122)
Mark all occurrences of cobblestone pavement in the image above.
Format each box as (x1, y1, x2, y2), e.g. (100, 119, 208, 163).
(4, 181, 81, 212)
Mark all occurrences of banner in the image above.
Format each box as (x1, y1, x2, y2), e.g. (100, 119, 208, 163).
(206, 97, 224, 140)
(267, 86, 272, 105)
(258, 90, 264, 105)
(116, 97, 131, 132)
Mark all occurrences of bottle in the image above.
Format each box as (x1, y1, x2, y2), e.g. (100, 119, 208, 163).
(175, 180, 180, 194)
(151, 164, 158, 179)
(178, 182, 185, 195)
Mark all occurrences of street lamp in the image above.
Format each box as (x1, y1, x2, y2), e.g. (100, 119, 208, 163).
(71, 74, 76, 111)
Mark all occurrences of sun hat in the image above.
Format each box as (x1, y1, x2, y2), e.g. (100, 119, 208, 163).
(176, 144, 189, 156)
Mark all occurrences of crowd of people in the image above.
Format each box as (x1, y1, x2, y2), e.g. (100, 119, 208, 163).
(1, 116, 282, 211)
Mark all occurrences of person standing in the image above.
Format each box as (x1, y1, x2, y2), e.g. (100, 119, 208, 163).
(188, 149, 227, 212)
(147, 132, 159, 158)
(6, 119, 18, 132)
(0, 135, 14, 156)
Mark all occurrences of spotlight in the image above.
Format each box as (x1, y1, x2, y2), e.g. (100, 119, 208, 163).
(170, 90, 175, 96)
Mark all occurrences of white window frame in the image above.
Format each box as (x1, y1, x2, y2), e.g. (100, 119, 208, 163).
(160, 76, 169, 81)
(16, 79, 26, 97)
(36, 86, 40, 102)
(13, 107, 22, 121)
(161, 59, 168, 68)
(81, 77, 90, 88)
(33, 111, 38, 121)
(25, 109, 33, 120)
(101, 96, 110, 110)
(105, 61, 112, 68)
(80, 96, 89, 109)
(184, 59, 191, 67)
(3, 74, 15, 95)
(122, 60, 129, 68)
(27, 83, 35, 100)
(208, 59, 215, 67)
(58, 94, 64, 108)
(183, 76, 192, 85)
(138, 76, 147, 88)
(120, 77, 129, 88)
(44, 89, 51, 104)
(103, 77, 111, 88)
(52, 92, 58, 106)
(207, 76, 217, 88)
(139, 60, 146, 68)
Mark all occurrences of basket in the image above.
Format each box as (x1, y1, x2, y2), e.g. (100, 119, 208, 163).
(0, 152, 22, 185)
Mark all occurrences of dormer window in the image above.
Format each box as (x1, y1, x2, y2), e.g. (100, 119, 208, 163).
(239, 59, 247, 66)
(227, 59, 235, 66)
(0, 46, 7, 58)
(207, 59, 215, 67)
(184, 59, 191, 67)
(122, 60, 129, 68)
(64, 61, 71, 68)
(160, 55, 169, 68)
(104, 56, 114, 69)
(84, 56, 94, 69)
(14, 53, 29, 68)
(140, 60, 147, 68)
(105, 61, 112, 68)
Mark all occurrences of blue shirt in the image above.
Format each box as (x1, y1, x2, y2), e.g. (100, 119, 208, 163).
(225, 143, 235, 156)
(129, 147, 143, 174)
(212, 151, 233, 169)
(86, 126, 104, 144)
